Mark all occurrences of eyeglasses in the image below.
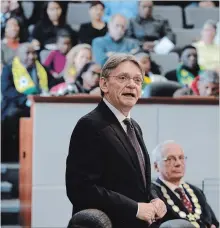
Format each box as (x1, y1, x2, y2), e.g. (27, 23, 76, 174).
(162, 156, 187, 164)
(108, 75, 143, 86)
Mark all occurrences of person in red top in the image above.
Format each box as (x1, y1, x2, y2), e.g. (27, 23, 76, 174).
(43, 29, 72, 79)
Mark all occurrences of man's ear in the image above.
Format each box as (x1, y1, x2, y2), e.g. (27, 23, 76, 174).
(154, 162, 159, 172)
(99, 77, 108, 94)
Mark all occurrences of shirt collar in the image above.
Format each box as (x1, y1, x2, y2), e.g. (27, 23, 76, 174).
(159, 176, 184, 192)
(103, 98, 130, 124)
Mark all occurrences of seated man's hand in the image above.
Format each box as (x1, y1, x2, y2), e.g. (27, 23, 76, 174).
(137, 202, 157, 224)
(143, 41, 155, 51)
(210, 225, 216, 228)
(150, 198, 167, 219)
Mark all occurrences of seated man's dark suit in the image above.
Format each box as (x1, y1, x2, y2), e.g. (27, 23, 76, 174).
(152, 178, 219, 228)
(66, 100, 160, 228)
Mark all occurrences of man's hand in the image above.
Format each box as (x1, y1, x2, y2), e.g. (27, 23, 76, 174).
(210, 225, 216, 228)
(150, 198, 167, 219)
(136, 202, 157, 224)
(142, 41, 155, 51)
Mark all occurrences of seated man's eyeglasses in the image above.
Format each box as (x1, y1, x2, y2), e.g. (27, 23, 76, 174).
(108, 74, 144, 86)
(162, 156, 187, 164)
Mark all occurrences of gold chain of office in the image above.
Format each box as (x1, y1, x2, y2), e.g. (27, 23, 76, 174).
(161, 183, 202, 228)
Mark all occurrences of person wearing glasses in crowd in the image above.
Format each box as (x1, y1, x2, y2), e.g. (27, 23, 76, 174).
(66, 53, 168, 228)
(151, 140, 219, 228)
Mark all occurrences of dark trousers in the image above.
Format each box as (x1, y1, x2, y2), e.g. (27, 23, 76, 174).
(1, 107, 30, 162)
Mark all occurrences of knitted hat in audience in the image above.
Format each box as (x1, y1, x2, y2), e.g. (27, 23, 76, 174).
(90, 1, 105, 9)
(199, 70, 219, 83)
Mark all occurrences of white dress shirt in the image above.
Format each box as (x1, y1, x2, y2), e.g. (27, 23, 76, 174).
(103, 98, 130, 133)
(159, 177, 189, 200)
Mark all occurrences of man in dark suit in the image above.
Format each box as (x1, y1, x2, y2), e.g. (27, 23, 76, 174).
(151, 140, 219, 228)
(65, 53, 167, 228)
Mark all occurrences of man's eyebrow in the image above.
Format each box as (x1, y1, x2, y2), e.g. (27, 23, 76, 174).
(116, 72, 142, 77)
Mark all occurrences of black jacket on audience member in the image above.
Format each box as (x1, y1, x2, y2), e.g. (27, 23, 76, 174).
(165, 65, 201, 82)
(78, 22, 107, 45)
(66, 100, 159, 228)
(152, 178, 219, 228)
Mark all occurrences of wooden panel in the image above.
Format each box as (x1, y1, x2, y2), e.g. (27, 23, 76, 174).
(29, 95, 219, 105)
(19, 118, 33, 228)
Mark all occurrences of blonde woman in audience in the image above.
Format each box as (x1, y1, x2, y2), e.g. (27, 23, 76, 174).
(50, 44, 92, 94)
(64, 44, 92, 82)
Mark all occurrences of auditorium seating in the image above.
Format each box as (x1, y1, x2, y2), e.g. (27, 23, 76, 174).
(173, 28, 201, 48)
(150, 52, 180, 75)
(21, 1, 34, 20)
(142, 81, 182, 98)
(153, 6, 183, 28)
(67, 3, 90, 27)
(185, 7, 219, 28)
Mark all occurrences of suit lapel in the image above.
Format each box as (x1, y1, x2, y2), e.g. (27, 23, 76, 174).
(98, 101, 146, 190)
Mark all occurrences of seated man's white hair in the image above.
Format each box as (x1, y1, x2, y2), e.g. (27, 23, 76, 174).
(151, 140, 176, 163)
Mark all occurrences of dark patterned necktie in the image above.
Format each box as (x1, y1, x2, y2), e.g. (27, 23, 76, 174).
(123, 118, 146, 187)
(175, 187, 193, 213)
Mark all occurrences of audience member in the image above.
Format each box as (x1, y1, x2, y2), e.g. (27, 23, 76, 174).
(165, 45, 203, 87)
(173, 70, 219, 97)
(49, 44, 92, 93)
(127, 0, 175, 51)
(92, 14, 140, 66)
(186, 0, 217, 8)
(51, 62, 101, 96)
(79, 1, 107, 45)
(1, 0, 26, 38)
(43, 29, 72, 79)
(102, 0, 138, 23)
(31, 1, 78, 50)
(1, 43, 49, 161)
(193, 20, 220, 71)
(27, 1, 69, 26)
(64, 44, 92, 83)
(134, 51, 167, 92)
(1, 16, 28, 66)
(151, 140, 219, 228)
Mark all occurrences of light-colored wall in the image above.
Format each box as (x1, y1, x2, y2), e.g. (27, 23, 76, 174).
(31, 102, 219, 227)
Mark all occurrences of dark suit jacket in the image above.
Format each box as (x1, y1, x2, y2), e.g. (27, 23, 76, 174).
(152, 178, 219, 228)
(66, 100, 159, 228)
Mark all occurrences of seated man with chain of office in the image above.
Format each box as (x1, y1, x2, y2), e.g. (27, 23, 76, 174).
(151, 140, 219, 228)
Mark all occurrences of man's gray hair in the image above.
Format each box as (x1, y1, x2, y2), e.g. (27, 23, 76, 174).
(199, 70, 219, 84)
(203, 19, 217, 30)
(101, 53, 144, 79)
(108, 13, 128, 27)
(151, 140, 176, 163)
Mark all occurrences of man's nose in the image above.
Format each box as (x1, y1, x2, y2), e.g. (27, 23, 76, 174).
(126, 78, 136, 88)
